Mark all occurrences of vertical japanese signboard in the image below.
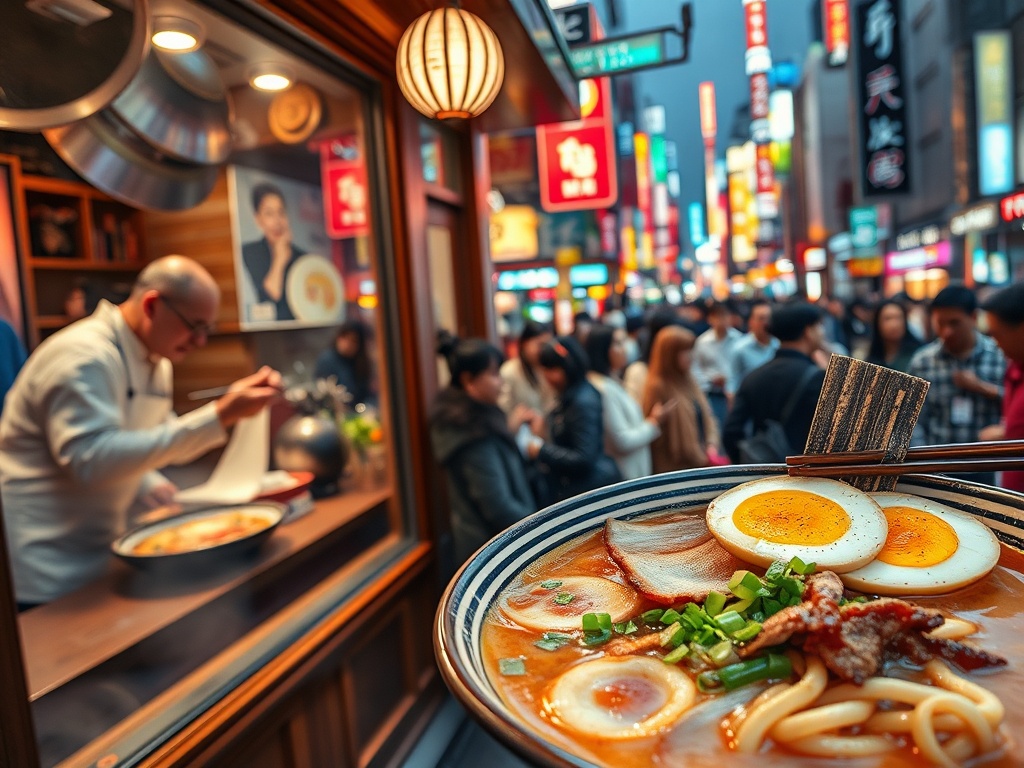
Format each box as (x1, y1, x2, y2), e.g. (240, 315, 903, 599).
(974, 31, 1013, 196)
(856, 0, 910, 196)
(823, 0, 850, 67)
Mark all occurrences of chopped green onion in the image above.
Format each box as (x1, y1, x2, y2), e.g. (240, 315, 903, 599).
(582, 612, 613, 646)
(762, 597, 783, 616)
(717, 653, 793, 691)
(696, 670, 723, 693)
(780, 578, 804, 598)
(539, 579, 562, 590)
(731, 620, 762, 643)
(553, 592, 574, 605)
(703, 590, 727, 617)
(708, 639, 735, 666)
(663, 644, 689, 664)
(669, 625, 689, 647)
(533, 632, 572, 652)
(788, 556, 816, 575)
(581, 612, 612, 632)
(714, 610, 746, 635)
(642, 608, 666, 624)
(499, 658, 526, 676)
(696, 626, 717, 646)
(728, 570, 762, 600)
(660, 608, 683, 625)
(728, 596, 756, 614)
(613, 620, 638, 635)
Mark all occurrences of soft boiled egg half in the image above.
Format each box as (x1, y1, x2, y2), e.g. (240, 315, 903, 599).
(544, 655, 696, 739)
(840, 492, 1000, 596)
(706, 476, 887, 573)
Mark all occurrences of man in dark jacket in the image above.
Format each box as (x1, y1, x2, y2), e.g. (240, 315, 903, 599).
(723, 302, 827, 463)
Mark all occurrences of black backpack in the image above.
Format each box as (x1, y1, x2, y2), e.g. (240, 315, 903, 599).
(737, 366, 819, 464)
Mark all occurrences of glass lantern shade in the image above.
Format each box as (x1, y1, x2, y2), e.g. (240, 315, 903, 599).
(396, 7, 504, 120)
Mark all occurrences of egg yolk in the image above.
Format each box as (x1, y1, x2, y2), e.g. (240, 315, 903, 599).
(876, 506, 958, 567)
(592, 677, 664, 720)
(733, 490, 850, 545)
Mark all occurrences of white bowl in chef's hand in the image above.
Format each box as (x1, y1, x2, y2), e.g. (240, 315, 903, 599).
(112, 502, 285, 570)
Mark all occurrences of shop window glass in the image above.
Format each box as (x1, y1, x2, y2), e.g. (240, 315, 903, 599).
(420, 121, 461, 193)
(3, 3, 410, 765)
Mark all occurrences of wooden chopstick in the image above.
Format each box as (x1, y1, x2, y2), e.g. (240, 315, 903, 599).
(788, 457, 1024, 478)
(787, 440, 1024, 467)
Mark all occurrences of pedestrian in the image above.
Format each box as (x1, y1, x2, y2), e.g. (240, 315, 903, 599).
(525, 336, 621, 502)
(979, 283, 1024, 493)
(430, 335, 537, 564)
(643, 325, 723, 473)
(585, 323, 666, 480)
(692, 301, 742, 443)
(314, 319, 376, 407)
(865, 299, 922, 373)
(723, 302, 826, 463)
(499, 320, 555, 417)
(731, 299, 779, 387)
(907, 285, 1006, 484)
(623, 308, 679, 405)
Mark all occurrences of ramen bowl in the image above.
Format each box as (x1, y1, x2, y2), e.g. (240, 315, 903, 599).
(435, 466, 1024, 768)
(113, 502, 286, 570)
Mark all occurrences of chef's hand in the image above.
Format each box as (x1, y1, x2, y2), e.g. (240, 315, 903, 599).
(216, 366, 284, 428)
(138, 481, 178, 510)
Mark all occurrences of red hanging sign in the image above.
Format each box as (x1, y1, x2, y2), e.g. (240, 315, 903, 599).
(320, 136, 370, 239)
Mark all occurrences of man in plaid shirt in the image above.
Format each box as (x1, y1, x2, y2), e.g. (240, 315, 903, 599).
(908, 285, 1006, 484)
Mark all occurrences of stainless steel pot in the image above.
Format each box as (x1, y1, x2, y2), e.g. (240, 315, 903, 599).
(44, 108, 219, 211)
(108, 47, 233, 165)
(43, 46, 233, 211)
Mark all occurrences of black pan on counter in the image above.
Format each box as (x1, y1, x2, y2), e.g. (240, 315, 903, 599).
(112, 502, 286, 570)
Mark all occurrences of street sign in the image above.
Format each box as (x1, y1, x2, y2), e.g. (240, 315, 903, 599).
(564, 3, 693, 80)
(568, 31, 667, 78)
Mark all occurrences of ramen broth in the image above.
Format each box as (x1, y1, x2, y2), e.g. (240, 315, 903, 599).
(482, 524, 1024, 767)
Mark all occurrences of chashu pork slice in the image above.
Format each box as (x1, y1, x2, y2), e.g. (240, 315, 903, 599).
(604, 512, 747, 605)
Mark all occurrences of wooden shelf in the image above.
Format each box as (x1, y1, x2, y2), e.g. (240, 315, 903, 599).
(17, 174, 146, 348)
(30, 258, 140, 271)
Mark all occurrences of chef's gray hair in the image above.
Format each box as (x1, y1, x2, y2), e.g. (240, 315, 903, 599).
(132, 255, 213, 303)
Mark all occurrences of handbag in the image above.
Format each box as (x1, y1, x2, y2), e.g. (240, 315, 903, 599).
(737, 366, 819, 464)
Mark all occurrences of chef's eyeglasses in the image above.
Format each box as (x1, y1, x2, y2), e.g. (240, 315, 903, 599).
(159, 295, 215, 339)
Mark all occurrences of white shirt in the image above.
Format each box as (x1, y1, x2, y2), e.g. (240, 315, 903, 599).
(692, 327, 743, 394)
(732, 333, 780, 386)
(588, 373, 659, 480)
(0, 301, 227, 603)
(499, 357, 555, 415)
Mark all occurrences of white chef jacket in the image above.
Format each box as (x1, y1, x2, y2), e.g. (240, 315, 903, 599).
(0, 301, 227, 603)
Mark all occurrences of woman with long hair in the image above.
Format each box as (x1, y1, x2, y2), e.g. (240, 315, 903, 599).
(430, 335, 537, 563)
(314, 319, 376, 406)
(623, 308, 679, 405)
(643, 325, 721, 473)
(866, 299, 922, 373)
(526, 336, 621, 502)
(585, 323, 666, 480)
(499, 321, 555, 416)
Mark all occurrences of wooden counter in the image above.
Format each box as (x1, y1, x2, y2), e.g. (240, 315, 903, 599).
(19, 487, 392, 700)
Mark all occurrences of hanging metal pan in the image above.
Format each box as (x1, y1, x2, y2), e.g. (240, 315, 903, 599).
(43, 107, 218, 211)
(109, 47, 234, 166)
(0, 0, 150, 131)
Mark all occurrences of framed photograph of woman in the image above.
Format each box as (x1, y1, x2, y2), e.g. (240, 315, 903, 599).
(228, 165, 345, 331)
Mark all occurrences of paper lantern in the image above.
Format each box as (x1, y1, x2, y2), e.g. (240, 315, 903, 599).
(396, 7, 504, 120)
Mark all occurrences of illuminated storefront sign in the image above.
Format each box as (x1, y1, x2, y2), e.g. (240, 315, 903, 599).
(823, 0, 850, 67)
(895, 224, 942, 251)
(855, 0, 911, 195)
(885, 242, 951, 274)
(320, 135, 369, 238)
(1000, 190, 1024, 222)
(537, 77, 618, 212)
(804, 246, 827, 270)
(699, 82, 717, 140)
(688, 202, 706, 245)
(850, 205, 879, 253)
(950, 201, 999, 235)
(975, 31, 1014, 196)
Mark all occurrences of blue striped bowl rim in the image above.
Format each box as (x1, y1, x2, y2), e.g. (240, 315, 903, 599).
(434, 466, 1024, 767)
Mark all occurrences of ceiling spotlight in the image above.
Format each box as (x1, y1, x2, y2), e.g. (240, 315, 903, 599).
(250, 65, 294, 92)
(151, 16, 204, 52)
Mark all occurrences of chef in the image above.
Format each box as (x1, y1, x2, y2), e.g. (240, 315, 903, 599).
(0, 255, 282, 609)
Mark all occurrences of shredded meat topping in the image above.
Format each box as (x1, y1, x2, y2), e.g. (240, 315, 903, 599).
(738, 571, 1005, 683)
